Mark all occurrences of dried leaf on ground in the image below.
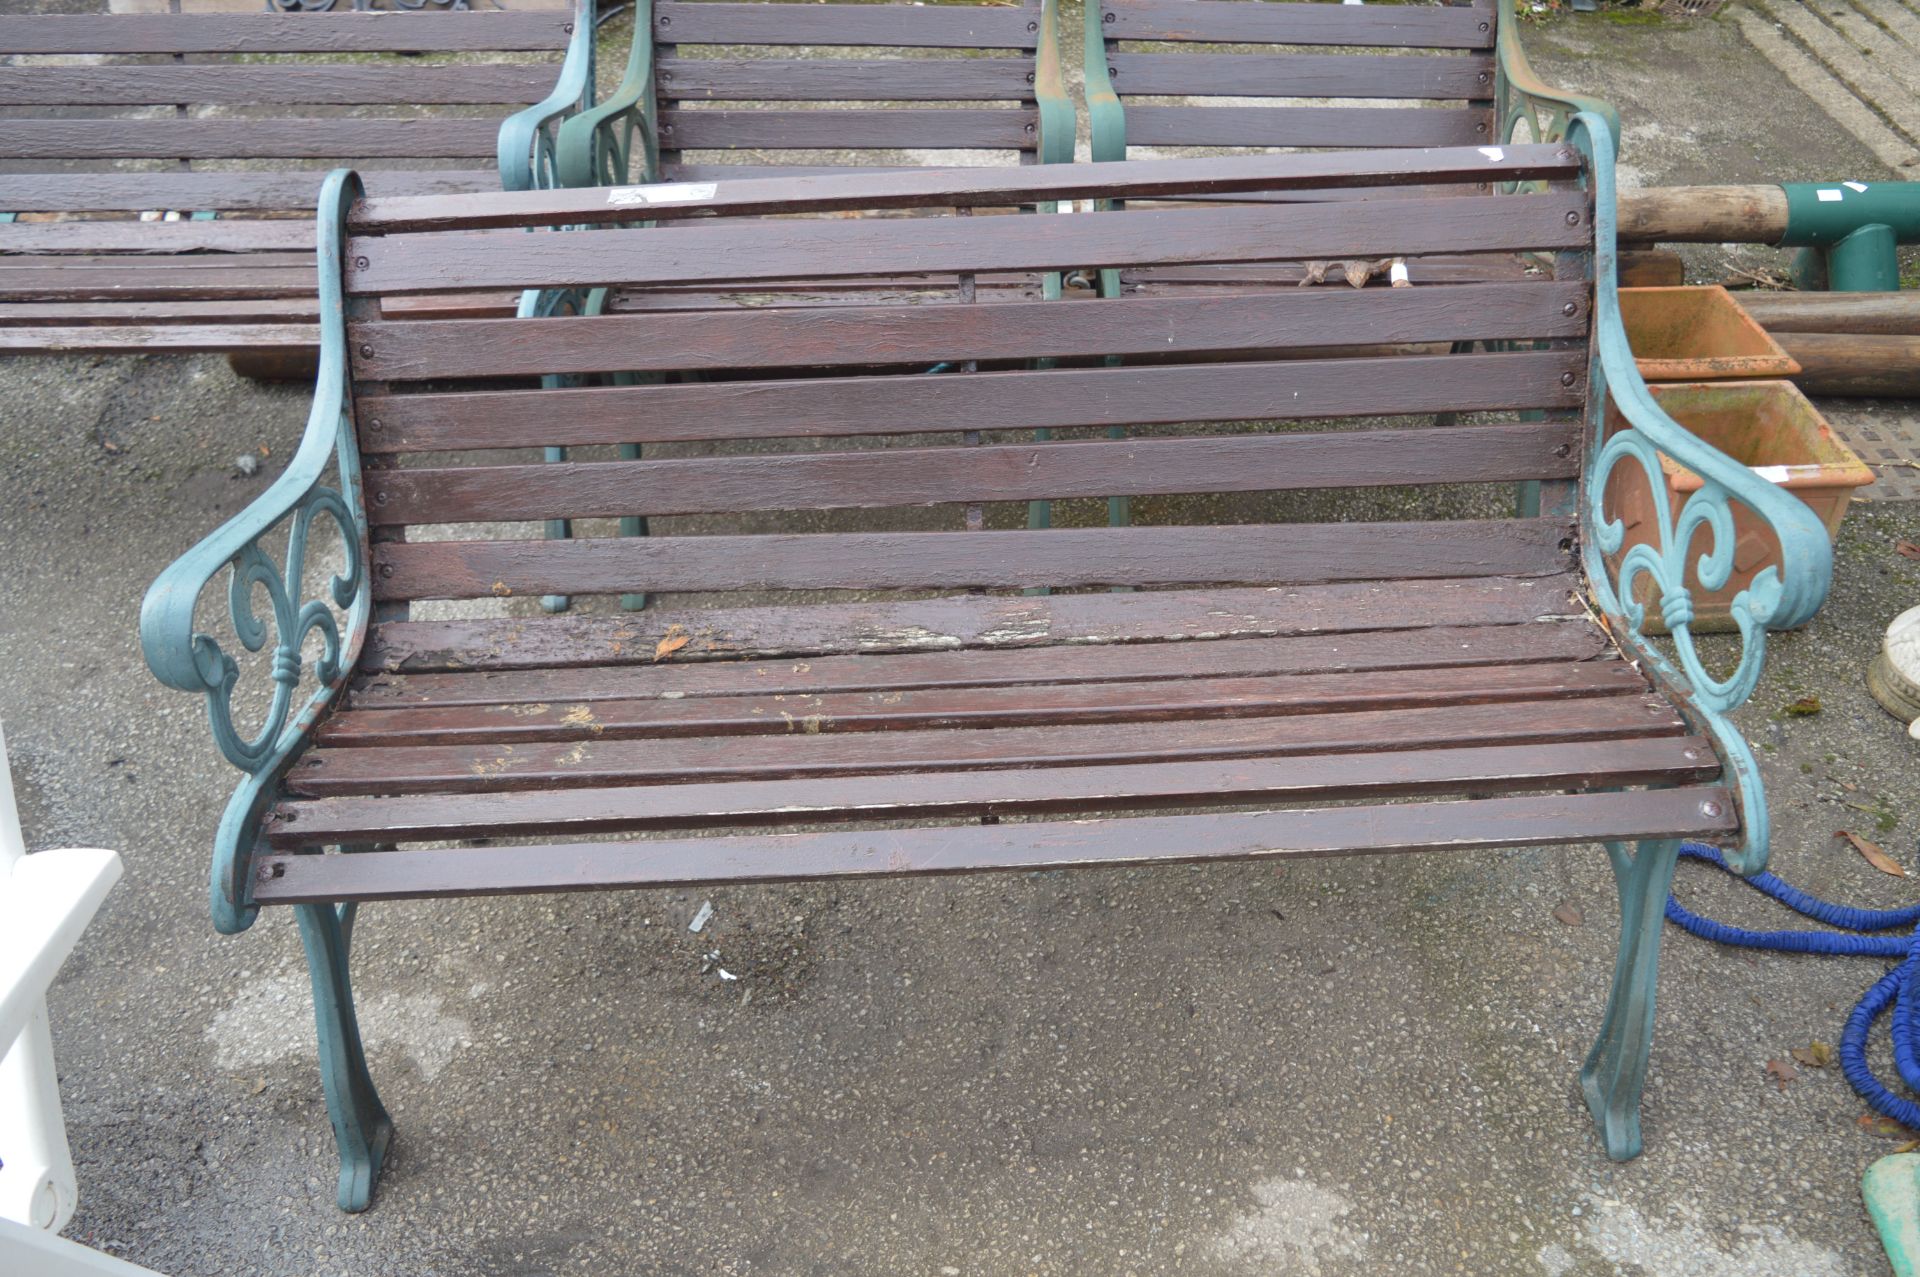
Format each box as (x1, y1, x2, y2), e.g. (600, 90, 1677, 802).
(1839, 829, 1907, 877)
(1897, 540, 1920, 561)
(1791, 1041, 1835, 1069)
(1552, 901, 1584, 927)
(1785, 696, 1822, 717)
(1766, 1059, 1798, 1091)
(1860, 1113, 1913, 1140)
(654, 626, 691, 662)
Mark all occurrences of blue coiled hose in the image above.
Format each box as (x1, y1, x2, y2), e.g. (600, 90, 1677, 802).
(1667, 842, 1920, 1128)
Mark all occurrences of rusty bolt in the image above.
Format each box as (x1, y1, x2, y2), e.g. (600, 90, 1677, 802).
(1700, 799, 1723, 819)
(1560, 370, 1576, 387)
(1024, 122, 1036, 134)
(366, 418, 383, 432)
(1564, 210, 1581, 225)
(378, 563, 394, 579)
(1553, 443, 1572, 458)
(374, 490, 389, 506)
(1562, 301, 1578, 316)
(353, 256, 369, 270)
(359, 343, 374, 358)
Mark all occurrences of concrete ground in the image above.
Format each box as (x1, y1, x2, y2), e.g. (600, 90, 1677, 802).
(8, 4, 1920, 1274)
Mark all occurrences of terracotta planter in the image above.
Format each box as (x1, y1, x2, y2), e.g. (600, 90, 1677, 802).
(1619, 286, 1801, 382)
(1603, 379, 1870, 633)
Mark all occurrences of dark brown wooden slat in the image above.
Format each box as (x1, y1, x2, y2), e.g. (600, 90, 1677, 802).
(351, 281, 1586, 380)
(351, 621, 1610, 708)
(316, 660, 1646, 747)
(362, 575, 1586, 672)
(0, 13, 574, 55)
(0, 63, 555, 107)
(368, 423, 1583, 526)
(659, 58, 1036, 102)
(652, 1, 1041, 49)
(288, 692, 1684, 797)
(352, 145, 1581, 232)
(0, 170, 499, 214)
(268, 736, 1718, 848)
(1101, 0, 1494, 50)
(0, 120, 503, 161)
(1111, 53, 1493, 101)
(372, 519, 1574, 602)
(0, 220, 312, 255)
(0, 264, 315, 302)
(359, 350, 1585, 453)
(1123, 257, 1536, 287)
(0, 298, 320, 323)
(657, 108, 1035, 151)
(1122, 106, 1491, 150)
(346, 192, 1591, 294)
(0, 323, 317, 352)
(250, 786, 1736, 903)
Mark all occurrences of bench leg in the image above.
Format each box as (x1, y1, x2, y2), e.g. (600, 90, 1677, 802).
(295, 901, 393, 1212)
(1580, 837, 1681, 1161)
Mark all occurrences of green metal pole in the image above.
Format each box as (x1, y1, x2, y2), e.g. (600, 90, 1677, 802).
(1781, 182, 1920, 292)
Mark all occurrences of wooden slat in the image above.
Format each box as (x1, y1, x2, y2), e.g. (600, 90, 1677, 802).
(1110, 52, 1493, 101)
(1101, 0, 1494, 49)
(268, 736, 1717, 848)
(0, 297, 320, 323)
(0, 170, 499, 214)
(1122, 106, 1491, 150)
(372, 519, 1574, 602)
(289, 692, 1681, 797)
(316, 660, 1647, 748)
(348, 192, 1589, 294)
(352, 145, 1581, 232)
(0, 262, 315, 302)
(0, 220, 312, 255)
(0, 119, 503, 161)
(351, 281, 1587, 380)
(363, 575, 1587, 672)
(652, 1, 1041, 49)
(350, 621, 1611, 708)
(0, 13, 574, 55)
(0, 323, 317, 353)
(659, 57, 1036, 102)
(368, 423, 1583, 526)
(0, 63, 555, 107)
(657, 108, 1035, 151)
(358, 350, 1586, 453)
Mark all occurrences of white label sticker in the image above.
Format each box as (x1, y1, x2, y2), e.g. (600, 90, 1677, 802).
(1389, 260, 1411, 285)
(1844, 180, 1869, 192)
(1816, 188, 1844, 202)
(607, 182, 718, 206)
(1478, 146, 1505, 161)
(1752, 464, 1791, 483)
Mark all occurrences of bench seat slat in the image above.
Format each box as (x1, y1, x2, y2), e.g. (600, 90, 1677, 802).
(359, 350, 1584, 454)
(0, 119, 504, 162)
(250, 787, 1736, 903)
(361, 576, 1588, 673)
(0, 170, 501, 214)
(0, 220, 314, 255)
(650, 1, 1043, 49)
(657, 57, 1036, 102)
(351, 621, 1610, 708)
(351, 281, 1586, 381)
(368, 423, 1583, 526)
(1110, 52, 1494, 101)
(0, 64, 556, 108)
(346, 192, 1591, 294)
(1122, 105, 1491, 149)
(371, 518, 1574, 602)
(658, 108, 1036, 152)
(269, 736, 1718, 848)
(289, 691, 1683, 798)
(1102, 0, 1494, 49)
(316, 658, 1646, 748)
(0, 322, 317, 352)
(0, 13, 574, 55)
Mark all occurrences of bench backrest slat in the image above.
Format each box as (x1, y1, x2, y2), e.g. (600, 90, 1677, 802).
(0, 12, 574, 55)
(651, 1, 1041, 48)
(1102, 0, 1493, 48)
(0, 119, 506, 162)
(0, 63, 558, 108)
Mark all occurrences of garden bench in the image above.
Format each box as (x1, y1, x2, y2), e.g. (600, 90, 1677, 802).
(140, 125, 1832, 1211)
(0, 2, 596, 361)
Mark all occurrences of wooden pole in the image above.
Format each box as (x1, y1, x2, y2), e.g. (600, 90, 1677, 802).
(1777, 333, 1920, 398)
(1736, 291, 1920, 335)
(1617, 186, 1789, 245)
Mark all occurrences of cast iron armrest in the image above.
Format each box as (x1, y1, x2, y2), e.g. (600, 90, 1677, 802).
(557, 0, 657, 190)
(1570, 112, 1832, 876)
(498, 0, 601, 192)
(1496, 4, 1621, 154)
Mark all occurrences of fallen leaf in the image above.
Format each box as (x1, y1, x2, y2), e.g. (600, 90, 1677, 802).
(1791, 1041, 1835, 1069)
(1839, 829, 1907, 877)
(1785, 696, 1822, 717)
(1897, 1138, 1920, 1155)
(250, 1077, 267, 1096)
(654, 627, 690, 662)
(1898, 540, 1920, 561)
(1860, 1113, 1913, 1140)
(1552, 901, 1584, 927)
(1765, 1059, 1798, 1091)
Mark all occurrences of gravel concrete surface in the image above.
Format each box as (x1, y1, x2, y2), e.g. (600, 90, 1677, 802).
(7, 5, 1920, 1275)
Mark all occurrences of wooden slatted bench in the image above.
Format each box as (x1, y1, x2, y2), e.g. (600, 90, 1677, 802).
(0, 2, 595, 363)
(140, 129, 1833, 1212)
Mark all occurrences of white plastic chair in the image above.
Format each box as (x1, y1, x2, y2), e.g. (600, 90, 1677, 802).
(0, 722, 161, 1275)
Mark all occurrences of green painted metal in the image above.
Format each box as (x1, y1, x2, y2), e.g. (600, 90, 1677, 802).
(1865, 1154, 1920, 1276)
(497, 0, 600, 193)
(1494, 3, 1619, 162)
(1581, 837, 1681, 1161)
(296, 897, 391, 1213)
(1573, 110, 1834, 877)
(1780, 181, 1920, 292)
(139, 169, 370, 936)
(556, 0, 657, 189)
